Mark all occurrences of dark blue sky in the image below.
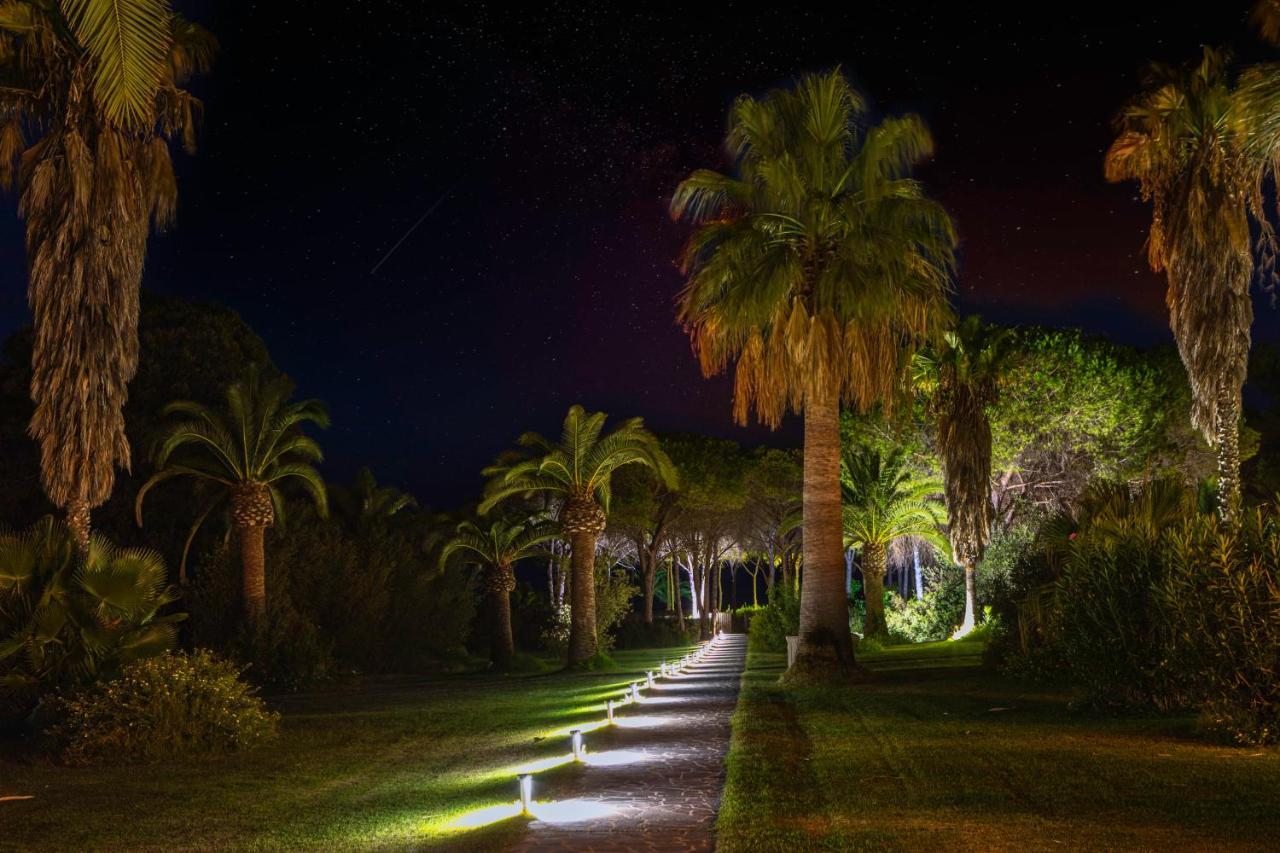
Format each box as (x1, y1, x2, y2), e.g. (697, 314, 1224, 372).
(1, 2, 1276, 506)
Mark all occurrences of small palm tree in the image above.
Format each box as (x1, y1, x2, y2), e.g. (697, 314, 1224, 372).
(916, 316, 1012, 636)
(135, 368, 329, 625)
(0, 517, 181, 713)
(1105, 47, 1280, 521)
(671, 68, 956, 677)
(439, 518, 559, 670)
(480, 405, 676, 667)
(841, 445, 947, 639)
(331, 467, 417, 530)
(0, 2, 216, 551)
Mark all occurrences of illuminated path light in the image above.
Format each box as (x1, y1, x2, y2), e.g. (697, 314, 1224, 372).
(509, 634, 748, 851)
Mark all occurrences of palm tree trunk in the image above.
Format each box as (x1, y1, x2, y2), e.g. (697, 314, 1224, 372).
(1217, 376, 1242, 523)
(791, 382, 856, 678)
(566, 529, 599, 666)
(66, 497, 91, 559)
(488, 562, 516, 670)
(240, 523, 267, 625)
(862, 541, 888, 640)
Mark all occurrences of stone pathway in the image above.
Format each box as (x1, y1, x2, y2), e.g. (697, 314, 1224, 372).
(512, 633, 748, 852)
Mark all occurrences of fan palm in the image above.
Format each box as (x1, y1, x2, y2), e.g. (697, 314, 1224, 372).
(0, 2, 216, 552)
(1104, 47, 1280, 521)
(841, 445, 947, 639)
(671, 68, 956, 677)
(480, 405, 676, 666)
(916, 315, 1013, 636)
(439, 518, 559, 670)
(0, 517, 181, 715)
(135, 368, 329, 625)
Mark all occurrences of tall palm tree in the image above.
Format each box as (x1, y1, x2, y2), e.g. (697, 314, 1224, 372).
(915, 316, 1012, 636)
(135, 368, 328, 625)
(840, 445, 946, 640)
(1104, 47, 1280, 522)
(671, 68, 956, 677)
(480, 405, 676, 667)
(439, 518, 559, 670)
(0, 2, 216, 552)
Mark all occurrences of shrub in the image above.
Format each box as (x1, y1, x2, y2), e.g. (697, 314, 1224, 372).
(53, 650, 278, 765)
(594, 566, 638, 655)
(748, 582, 799, 653)
(1162, 510, 1280, 744)
(613, 616, 696, 650)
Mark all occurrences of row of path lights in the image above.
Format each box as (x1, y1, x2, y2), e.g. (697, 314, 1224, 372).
(511, 632, 725, 814)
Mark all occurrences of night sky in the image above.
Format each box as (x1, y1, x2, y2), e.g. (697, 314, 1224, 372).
(1, 2, 1277, 507)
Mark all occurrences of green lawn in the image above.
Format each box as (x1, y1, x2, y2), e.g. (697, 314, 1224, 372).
(0, 645, 694, 851)
(717, 638, 1280, 851)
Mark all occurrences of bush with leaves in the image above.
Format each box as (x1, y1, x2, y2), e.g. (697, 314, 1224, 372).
(748, 581, 800, 653)
(0, 519, 182, 725)
(53, 650, 278, 765)
(1161, 509, 1280, 744)
(594, 564, 638, 656)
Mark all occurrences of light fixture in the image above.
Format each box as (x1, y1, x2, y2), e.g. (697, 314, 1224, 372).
(646, 671, 655, 689)
(631, 682, 642, 702)
(607, 699, 615, 723)
(518, 774, 533, 815)
(570, 729, 586, 762)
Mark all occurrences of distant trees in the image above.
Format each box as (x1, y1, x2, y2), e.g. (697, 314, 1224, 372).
(672, 69, 956, 679)
(481, 405, 675, 667)
(0, 2, 215, 550)
(136, 368, 329, 625)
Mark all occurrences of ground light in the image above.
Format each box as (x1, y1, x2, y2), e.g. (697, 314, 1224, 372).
(646, 671, 655, 689)
(630, 682, 642, 703)
(606, 699, 615, 723)
(518, 774, 534, 816)
(570, 729, 586, 762)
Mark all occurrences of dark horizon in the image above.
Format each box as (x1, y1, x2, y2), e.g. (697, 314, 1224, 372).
(1, 1, 1277, 507)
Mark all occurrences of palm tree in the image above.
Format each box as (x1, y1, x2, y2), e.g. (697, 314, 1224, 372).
(480, 405, 676, 667)
(331, 467, 417, 530)
(135, 368, 329, 625)
(840, 445, 947, 640)
(0, 517, 181, 713)
(0, 2, 216, 552)
(1104, 47, 1280, 522)
(439, 518, 559, 670)
(671, 68, 956, 677)
(915, 316, 1012, 637)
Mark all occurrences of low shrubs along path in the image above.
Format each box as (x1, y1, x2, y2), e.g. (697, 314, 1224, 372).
(719, 638, 1280, 851)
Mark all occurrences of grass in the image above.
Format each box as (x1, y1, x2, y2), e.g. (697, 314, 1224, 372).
(0, 644, 694, 851)
(718, 637, 1280, 851)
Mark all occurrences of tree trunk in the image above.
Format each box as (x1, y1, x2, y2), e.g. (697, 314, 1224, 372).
(696, 562, 710, 640)
(240, 523, 267, 625)
(792, 382, 856, 678)
(231, 482, 274, 627)
(862, 541, 888, 640)
(487, 562, 516, 670)
(913, 540, 924, 602)
(1217, 375, 1242, 523)
(954, 559, 977, 638)
(641, 549, 656, 625)
(672, 556, 685, 630)
(66, 497, 91, 559)
(566, 529, 600, 665)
